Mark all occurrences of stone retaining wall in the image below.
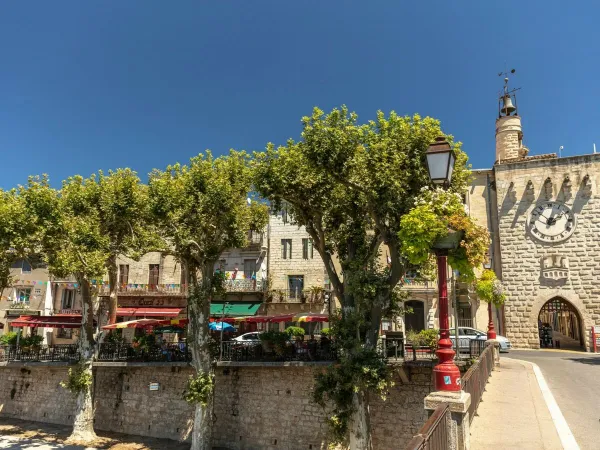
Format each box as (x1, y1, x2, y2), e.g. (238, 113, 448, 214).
(0, 363, 433, 449)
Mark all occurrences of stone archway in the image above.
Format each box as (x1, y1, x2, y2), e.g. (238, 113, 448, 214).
(538, 297, 585, 350)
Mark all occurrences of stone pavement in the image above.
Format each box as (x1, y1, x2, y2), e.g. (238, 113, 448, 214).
(470, 358, 566, 450)
(0, 418, 190, 450)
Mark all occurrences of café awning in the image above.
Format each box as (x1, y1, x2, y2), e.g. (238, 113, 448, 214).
(231, 313, 329, 324)
(11, 315, 83, 329)
(103, 318, 189, 330)
(117, 308, 182, 318)
(210, 302, 261, 317)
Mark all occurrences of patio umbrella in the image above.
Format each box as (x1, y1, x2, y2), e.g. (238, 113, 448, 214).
(209, 321, 235, 331)
(154, 326, 184, 334)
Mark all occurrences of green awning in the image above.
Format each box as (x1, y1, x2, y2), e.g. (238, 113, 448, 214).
(210, 302, 261, 317)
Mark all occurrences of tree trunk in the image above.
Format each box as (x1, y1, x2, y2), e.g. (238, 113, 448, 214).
(67, 277, 97, 444)
(188, 262, 215, 450)
(349, 390, 373, 450)
(107, 254, 118, 325)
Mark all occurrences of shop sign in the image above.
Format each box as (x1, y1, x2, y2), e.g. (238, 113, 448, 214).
(119, 297, 187, 308)
(149, 382, 160, 391)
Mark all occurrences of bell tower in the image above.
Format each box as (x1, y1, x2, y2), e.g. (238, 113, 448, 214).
(495, 70, 527, 162)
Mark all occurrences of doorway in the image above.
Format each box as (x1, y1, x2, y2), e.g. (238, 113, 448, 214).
(538, 297, 584, 350)
(405, 300, 425, 332)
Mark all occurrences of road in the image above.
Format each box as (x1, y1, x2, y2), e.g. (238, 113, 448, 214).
(506, 350, 600, 450)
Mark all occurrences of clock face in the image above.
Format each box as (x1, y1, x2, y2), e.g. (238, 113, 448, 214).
(529, 202, 576, 243)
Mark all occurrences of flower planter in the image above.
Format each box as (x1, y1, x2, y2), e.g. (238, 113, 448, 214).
(433, 229, 464, 250)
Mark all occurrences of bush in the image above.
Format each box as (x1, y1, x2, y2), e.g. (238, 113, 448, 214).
(0, 332, 18, 346)
(320, 327, 331, 337)
(285, 326, 306, 339)
(407, 329, 439, 350)
(20, 335, 43, 347)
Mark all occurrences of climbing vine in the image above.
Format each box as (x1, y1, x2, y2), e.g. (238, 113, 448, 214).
(60, 362, 92, 395)
(183, 372, 214, 406)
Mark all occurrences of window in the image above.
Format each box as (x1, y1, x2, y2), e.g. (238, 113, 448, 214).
(57, 328, 73, 339)
(288, 275, 304, 299)
(119, 264, 129, 285)
(148, 264, 160, 286)
(11, 259, 32, 273)
(15, 288, 31, 303)
(281, 208, 288, 224)
(281, 239, 292, 259)
(61, 289, 75, 310)
(302, 239, 313, 260)
(243, 259, 255, 279)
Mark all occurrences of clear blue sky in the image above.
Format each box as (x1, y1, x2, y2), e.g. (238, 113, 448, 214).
(1, 2, 598, 189)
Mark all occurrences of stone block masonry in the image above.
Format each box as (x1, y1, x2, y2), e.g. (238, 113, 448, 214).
(0, 363, 435, 449)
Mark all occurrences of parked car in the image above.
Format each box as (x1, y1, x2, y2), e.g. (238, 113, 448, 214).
(450, 327, 511, 353)
(232, 332, 262, 344)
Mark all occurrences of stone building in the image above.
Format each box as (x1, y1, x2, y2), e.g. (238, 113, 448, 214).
(468, 77, 600, 350)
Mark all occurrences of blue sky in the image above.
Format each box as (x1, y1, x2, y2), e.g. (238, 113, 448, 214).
(1, 2, 598, 189)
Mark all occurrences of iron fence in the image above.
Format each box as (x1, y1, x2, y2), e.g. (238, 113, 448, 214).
(220, 339, 336, 362)
(0, 345, 80, 363)
(461, 342, 494, 424)
(404, 403, 450, 450)
(97, 343, 191, 362)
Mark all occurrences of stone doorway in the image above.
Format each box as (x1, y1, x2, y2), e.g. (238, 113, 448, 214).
(538, 297, 584, 350)
(405, 300, 425, 332)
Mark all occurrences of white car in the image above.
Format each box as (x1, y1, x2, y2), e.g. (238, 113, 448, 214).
(232, 332, 262, 344)
(450, 327, 511, 353)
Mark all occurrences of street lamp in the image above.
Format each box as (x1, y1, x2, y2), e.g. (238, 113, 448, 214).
(426, 136, 461, 392)
(425, 136, 456, 187)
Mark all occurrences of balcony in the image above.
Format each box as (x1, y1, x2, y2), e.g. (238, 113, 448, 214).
(400, 278, 435, 291)
(266, 289, 326, 304)
(244, 231, 267, 251)
(98, 284, 186, 297)
(223, 279, 266, 293)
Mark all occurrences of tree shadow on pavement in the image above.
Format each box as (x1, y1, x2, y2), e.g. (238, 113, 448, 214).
(565, 357, 600, 365)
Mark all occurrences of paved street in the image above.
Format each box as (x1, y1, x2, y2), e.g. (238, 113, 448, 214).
(506, 350, 600, 450)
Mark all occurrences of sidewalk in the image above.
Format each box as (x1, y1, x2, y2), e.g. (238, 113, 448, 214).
(470, 358, 564, 450)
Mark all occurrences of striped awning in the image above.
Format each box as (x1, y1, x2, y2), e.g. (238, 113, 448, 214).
(116, 308, 182, 318)
(10, 315, 83, 329)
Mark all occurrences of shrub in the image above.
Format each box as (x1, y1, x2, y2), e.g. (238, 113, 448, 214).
(285, 326, 306, 338)
(0, 332, 18, 346)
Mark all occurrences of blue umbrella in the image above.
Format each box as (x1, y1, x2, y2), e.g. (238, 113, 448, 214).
(209, 321, 235, 332)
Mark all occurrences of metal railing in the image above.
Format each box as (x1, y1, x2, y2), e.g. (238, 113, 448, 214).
(380, 337, 405, 360)
(220, 340, 336, 362)
(98, 284, 186, 296)
(457, 318, 474, 327)
(223, 279, 266, 293)
(0, 345, 80, 363)
(97, 343, 191, 362)
(405, 403, 450, 450)
(462, 343, 494, 424)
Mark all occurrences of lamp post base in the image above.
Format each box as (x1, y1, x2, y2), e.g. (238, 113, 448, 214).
(487, 301, 497, 340)
(433, 344, 462, 391)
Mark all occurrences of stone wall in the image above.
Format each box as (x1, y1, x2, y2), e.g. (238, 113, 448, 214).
(494, 154, 600, 349)
(0, 363, 434, 449)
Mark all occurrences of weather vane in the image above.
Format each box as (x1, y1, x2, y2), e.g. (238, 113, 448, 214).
(498, 67, 520, 117)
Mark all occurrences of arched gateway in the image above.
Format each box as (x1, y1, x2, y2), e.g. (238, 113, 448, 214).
(538, 297, 584, 350)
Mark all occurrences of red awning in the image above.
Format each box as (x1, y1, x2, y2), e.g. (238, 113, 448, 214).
(116, 308, 182, 318)
(11, 315, 83, 329)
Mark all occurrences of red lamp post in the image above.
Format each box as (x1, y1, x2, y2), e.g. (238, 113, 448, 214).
(425, 136, 461, 392)
(487, 302, 497, 340)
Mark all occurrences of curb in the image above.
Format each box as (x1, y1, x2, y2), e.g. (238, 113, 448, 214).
(511, 358, 580, 450)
